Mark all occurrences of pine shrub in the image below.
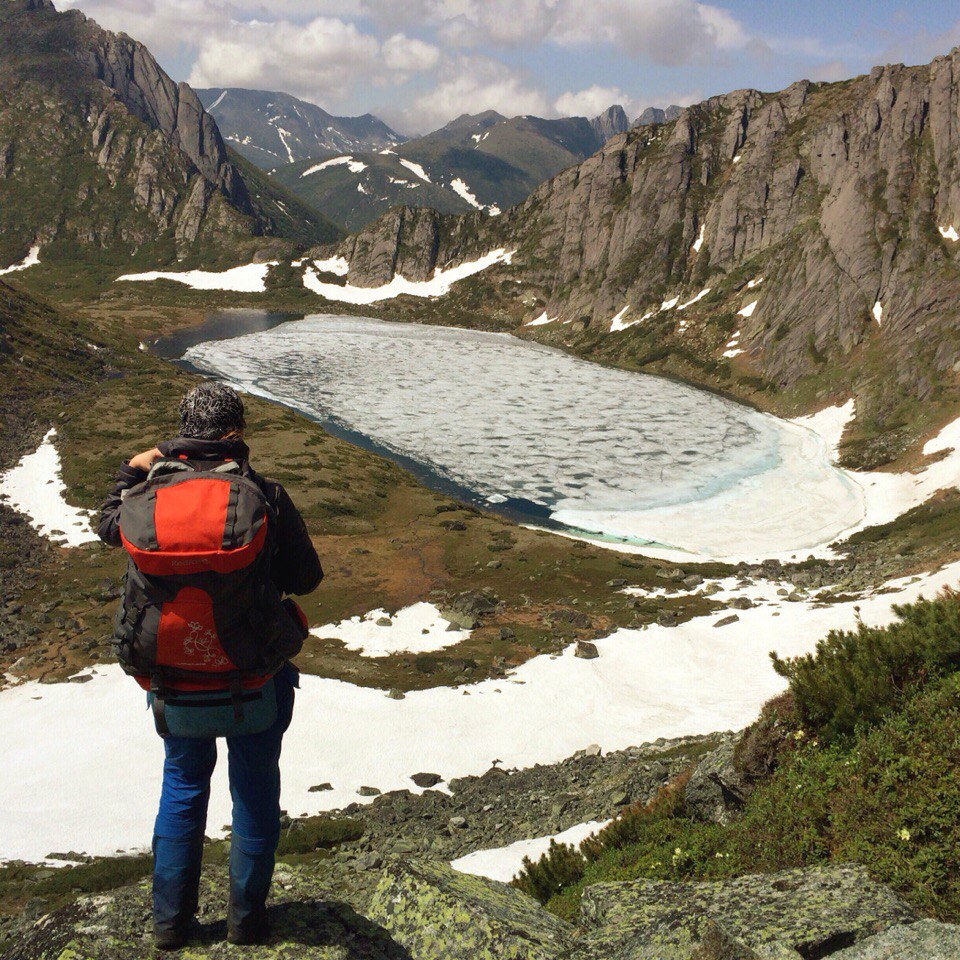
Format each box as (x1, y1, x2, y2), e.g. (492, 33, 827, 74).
(771, 590, 960, 740)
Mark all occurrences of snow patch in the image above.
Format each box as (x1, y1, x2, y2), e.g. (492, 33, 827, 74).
(0, 429, 97, 547)
(691, 225, 705, 253)
(938, 225, 959, 242)
(116, 262, 276, 293)
(678, 288, 710, 311)
(608, 306, 633, 331)
(398, 159, 431, 183)
(449, 177, 498, 215)
(660, 296, 679, 311)
(0, 245, 41, 277)
(732, 153, 742, 163)
(738, 299, 758, 318)
(303, 249, 514, 304)
(207, 90, 228, 112)
(451, 820, 610, 883)
(746, 277, 764, 289)
(872, 300, 883, 325)
(450, 177, 484, 211)
(301, 156, 368, 177)
(310, 602, 470, 658)
(311, 255, 350, 277)
(526, 311, 556, 327)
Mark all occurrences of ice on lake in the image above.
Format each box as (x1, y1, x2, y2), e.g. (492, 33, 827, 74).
(184, 316, 865, 560)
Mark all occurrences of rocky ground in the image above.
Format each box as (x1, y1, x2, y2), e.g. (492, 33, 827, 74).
(5, 849, 959, 959)
(330, 732, 730, 869)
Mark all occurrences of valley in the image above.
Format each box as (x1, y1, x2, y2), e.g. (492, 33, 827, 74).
(2, 0, 960, 956)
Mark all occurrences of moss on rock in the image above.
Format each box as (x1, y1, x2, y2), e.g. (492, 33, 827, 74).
(368, 858, 572, 960)
(572, 865, 916, 959)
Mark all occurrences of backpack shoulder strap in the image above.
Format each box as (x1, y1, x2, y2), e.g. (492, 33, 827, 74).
(146, 458, 199, 481)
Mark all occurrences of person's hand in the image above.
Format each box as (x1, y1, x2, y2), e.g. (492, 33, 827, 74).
(129, 447, 163, 472)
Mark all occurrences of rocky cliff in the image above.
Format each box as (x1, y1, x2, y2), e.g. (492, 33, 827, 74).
(0, 0, 340, 272)
(331, 52, 960, 465)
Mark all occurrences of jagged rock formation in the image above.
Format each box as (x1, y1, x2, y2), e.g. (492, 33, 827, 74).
(591, 105, 630, 142)
(6, 857, 957, 960)
(335, 206, 486, 287)
(635, 104, 683, 126)
(0, 0, 339, 269)
(333, 51, 960, 462)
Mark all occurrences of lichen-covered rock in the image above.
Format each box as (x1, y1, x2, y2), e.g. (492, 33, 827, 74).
(2, 863, 405, 960)
(572, 864, 916, 959)
(368, 858, 572, 960)
(829, 919, 960, 959)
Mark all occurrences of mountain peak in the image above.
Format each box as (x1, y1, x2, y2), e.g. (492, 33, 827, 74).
(590, 104, 629, 142)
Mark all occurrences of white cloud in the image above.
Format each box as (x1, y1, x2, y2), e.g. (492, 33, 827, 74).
(555, 85, 636, 119)
(382, 33, 441, 73)
(549, 0, 750, 65)
(184, 18, 438, 110)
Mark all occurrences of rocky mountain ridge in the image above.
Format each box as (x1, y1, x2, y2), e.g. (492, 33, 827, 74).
(274, 106, 634, 231)
(0, 0, 340, 275)
(197, 87, 404, 168)
(324, 51, 960, 465)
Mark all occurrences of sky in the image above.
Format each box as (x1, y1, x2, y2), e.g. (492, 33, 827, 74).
(60, 0, 960, 135)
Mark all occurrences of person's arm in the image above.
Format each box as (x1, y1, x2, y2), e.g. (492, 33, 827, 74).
(270, 484, 323, 595)
(97, 447, 160, 547)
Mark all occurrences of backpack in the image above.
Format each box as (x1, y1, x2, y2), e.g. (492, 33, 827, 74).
(113, 457, 307, 737)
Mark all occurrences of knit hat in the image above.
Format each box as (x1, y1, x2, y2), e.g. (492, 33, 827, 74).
(178, 383, 246, 440)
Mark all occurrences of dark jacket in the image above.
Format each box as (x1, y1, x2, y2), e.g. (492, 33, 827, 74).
(98, 436, 323, 596)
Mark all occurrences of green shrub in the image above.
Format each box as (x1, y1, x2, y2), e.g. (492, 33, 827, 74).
(771, 591, 960, 740)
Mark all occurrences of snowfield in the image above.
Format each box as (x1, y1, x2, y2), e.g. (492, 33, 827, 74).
(302, 250, 514, 304)
(3, 558, 959, 863)
(0, 429, 97, 547)
(116, 262, 276, 293)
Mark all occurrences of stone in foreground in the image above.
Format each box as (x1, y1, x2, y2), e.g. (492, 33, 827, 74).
(829, 919, 960, 959)
(368, 858, 572, 960)
(571, 864, 916, 959)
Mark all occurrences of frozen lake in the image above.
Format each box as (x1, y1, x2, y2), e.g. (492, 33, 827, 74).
(182, 315, 864, 560)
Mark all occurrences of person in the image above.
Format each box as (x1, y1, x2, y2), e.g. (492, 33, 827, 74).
(98, 382, 323, 949)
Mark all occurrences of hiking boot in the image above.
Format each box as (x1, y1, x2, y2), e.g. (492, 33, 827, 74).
(154, 919, 194, 951)
(226, 907, 271, 945)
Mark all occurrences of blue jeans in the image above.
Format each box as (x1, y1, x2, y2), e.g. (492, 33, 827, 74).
(152, 663, 298, 933)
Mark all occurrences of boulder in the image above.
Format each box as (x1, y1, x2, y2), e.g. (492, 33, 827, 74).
(684, 742, 751, 825)
(368, 859, 572, 960)
(411, 772, 443, 788)
(829, 919, 960, 958)
(572, 864, 916, 959)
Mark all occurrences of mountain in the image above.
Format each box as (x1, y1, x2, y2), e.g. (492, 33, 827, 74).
(196, 87, 404, 168)
(273, 107, 629, 231)
(322, 53, 960, 468)
(0, 0, 341, 279)
(591, 104, 630, 141)
(635, 104, 682, 126)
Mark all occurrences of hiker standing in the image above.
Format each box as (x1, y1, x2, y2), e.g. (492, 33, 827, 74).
(98, 383, 323, 950)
